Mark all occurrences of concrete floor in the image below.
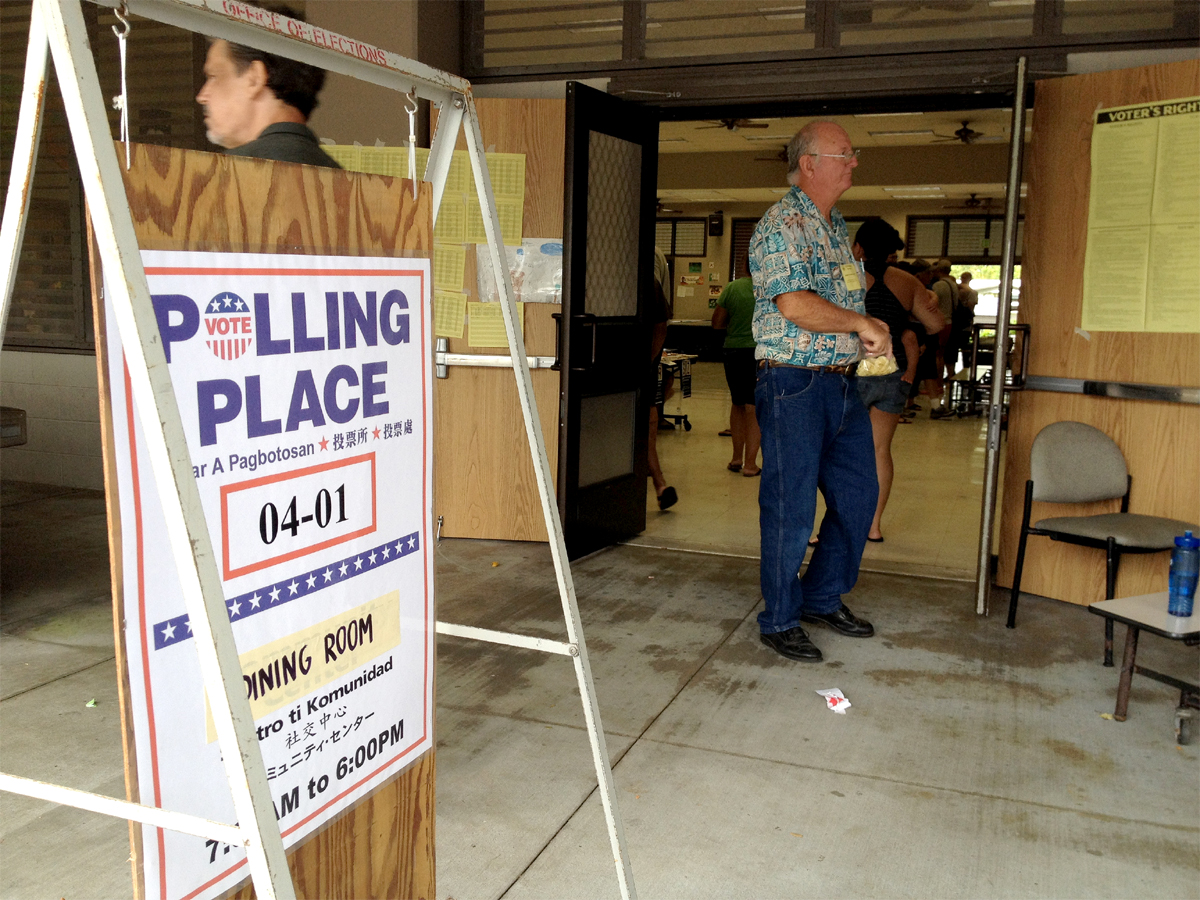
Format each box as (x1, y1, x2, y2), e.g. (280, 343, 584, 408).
(2, 478, 1198, 899)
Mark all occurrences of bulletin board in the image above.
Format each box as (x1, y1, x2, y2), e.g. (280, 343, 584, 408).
(93, 142, 436, 900)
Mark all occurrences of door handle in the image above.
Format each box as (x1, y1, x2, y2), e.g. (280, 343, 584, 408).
(551, 312, 562, 371)
(552, 313, 599, 372)
(575, 314, 598, 371)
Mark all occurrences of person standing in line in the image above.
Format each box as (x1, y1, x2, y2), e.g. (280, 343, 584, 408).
(748, 121, 890, 663)
(712, 252, 761, 477)
(850, 220, 945, 543)
(928, 258, 959, 418)
(647, 246, 677, 510)
(950, 270, 979, 373)
(196, 7, 340, 169)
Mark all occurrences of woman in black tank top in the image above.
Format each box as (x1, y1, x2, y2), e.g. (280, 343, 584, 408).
(851, 219, 945, 542)
(863, 258, 911, 374)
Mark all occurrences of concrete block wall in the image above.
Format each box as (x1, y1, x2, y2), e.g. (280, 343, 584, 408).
(0, 350, 103, 490)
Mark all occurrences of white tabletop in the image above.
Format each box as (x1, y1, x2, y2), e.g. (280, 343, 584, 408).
(660, 351, 698, 364)
(1089, 592, 1200, 637)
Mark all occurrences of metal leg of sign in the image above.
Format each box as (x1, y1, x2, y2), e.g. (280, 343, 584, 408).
(14, 3, 297, 898)
(0, 1, 49, 336)
(459, 95, 638, 900)
(0, 773, 246, 846)
(425, 95, 465, 228)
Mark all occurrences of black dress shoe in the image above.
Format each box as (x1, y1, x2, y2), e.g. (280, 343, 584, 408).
(800, 605, 875, 638)
(760, 627, 823, 662)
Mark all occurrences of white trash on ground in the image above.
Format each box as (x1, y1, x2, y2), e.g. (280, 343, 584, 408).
(816, 688, 850, 714)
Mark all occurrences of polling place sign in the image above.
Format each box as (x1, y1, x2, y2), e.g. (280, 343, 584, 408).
(105, 251, 433, 900)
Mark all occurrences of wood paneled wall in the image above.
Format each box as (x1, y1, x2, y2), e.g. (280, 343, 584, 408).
(102, 143, 435, 899)
(997, 60, 1200, 606)
(433, 99, 565, 541)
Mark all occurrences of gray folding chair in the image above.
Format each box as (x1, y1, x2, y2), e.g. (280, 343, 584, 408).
(1006, 421, 1198, 665)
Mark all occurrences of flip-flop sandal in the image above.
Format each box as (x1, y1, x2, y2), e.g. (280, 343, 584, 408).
(807, 537, 819, 546)
(657, 486, 678, 510)
(727, 462, 742, 472)
(867, 536, 884, 543)
(718, 429, 732, 436)
(742, 468, 761, 477)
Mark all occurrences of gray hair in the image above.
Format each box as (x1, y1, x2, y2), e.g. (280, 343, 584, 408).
(786, 121, 837, 177)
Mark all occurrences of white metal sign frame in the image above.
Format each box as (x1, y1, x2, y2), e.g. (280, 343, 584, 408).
(0, 2, 637, 899)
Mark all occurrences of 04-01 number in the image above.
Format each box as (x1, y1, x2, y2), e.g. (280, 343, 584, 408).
(259, 485, 347, 544)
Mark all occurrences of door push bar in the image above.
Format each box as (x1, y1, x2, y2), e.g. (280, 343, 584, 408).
(434, 337, 555, 379)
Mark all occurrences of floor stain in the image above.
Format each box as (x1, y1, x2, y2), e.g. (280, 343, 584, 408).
(864, 667, 1063, 705)
(1042, 738, 1116, 775)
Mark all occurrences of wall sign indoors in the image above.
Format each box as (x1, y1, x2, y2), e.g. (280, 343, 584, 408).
(105, 251, 433, 900)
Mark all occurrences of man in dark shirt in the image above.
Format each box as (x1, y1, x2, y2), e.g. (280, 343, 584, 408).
(195, 19, 340, 169)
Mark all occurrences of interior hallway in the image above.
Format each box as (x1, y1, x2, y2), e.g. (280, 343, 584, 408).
(2, 478, 1198, 899)
(633, 361, 990, 581)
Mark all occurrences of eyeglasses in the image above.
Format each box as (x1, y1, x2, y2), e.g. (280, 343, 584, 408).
(807, 150, 860, 162)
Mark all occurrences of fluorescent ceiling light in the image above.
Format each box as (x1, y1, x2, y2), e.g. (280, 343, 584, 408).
(883, 185, 942, 192)
(853, 111, 924, 118)
(659, 137, 688, 143)
(742, 134, 789, 141)
(988, 0, 1034, 6)
(770, 188, 791, 194)
(892, 194, 945, 199)
(868, 129, 935, 137)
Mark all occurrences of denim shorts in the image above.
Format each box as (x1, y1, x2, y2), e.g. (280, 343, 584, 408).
(856, 371, 908, 415)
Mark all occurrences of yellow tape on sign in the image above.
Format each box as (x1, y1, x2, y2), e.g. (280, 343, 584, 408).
(206, 592, 400, 742)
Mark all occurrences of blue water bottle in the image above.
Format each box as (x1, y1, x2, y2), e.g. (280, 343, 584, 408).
(1168, 531, 1199, 618)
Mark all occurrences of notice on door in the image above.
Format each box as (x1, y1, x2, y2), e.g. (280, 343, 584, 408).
(1082, 97, 1200, 333)
(106, 251, 433, 900)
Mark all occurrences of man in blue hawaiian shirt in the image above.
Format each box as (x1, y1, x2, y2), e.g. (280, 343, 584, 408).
(748, 121, 891, 663)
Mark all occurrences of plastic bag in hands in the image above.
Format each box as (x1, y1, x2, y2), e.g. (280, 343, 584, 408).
(856, 349, 898, 377)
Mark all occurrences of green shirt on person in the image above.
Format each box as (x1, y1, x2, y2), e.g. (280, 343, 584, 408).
(717, 276, 756, 349)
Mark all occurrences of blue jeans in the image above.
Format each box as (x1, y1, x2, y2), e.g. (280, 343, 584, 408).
(756, 366, 878, 634)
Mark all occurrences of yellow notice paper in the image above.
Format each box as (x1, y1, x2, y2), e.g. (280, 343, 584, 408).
(484, 152, 526, 198)
(205, 592, 400, 742)
(1082, 97, 1200, 332)
(434, 197, 466, 244)
(434, 290, 467, 338)
(467, 301, 524, 348)
(357, 146, 406, 177)
(323, 144, 361, 171)
(1152, 112, 1200, 224)
(1087, 117, 1158, 228)
(1082, 226, 1150, 332)
(433, 243, 466, 292)
(465, 195, 525, 246)
(446, 151, 471, 194)
(1146, 222, 1200, 332)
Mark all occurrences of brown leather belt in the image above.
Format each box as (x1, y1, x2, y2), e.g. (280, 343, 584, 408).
(759, 360, 857, 376)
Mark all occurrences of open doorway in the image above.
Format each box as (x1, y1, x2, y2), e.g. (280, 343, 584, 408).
(632, 107, 1028, 581)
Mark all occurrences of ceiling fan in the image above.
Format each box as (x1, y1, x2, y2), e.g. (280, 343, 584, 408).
(942, 193, 996, 210)
(699, 118, 770, 131)
(932, 120, 987, 145)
